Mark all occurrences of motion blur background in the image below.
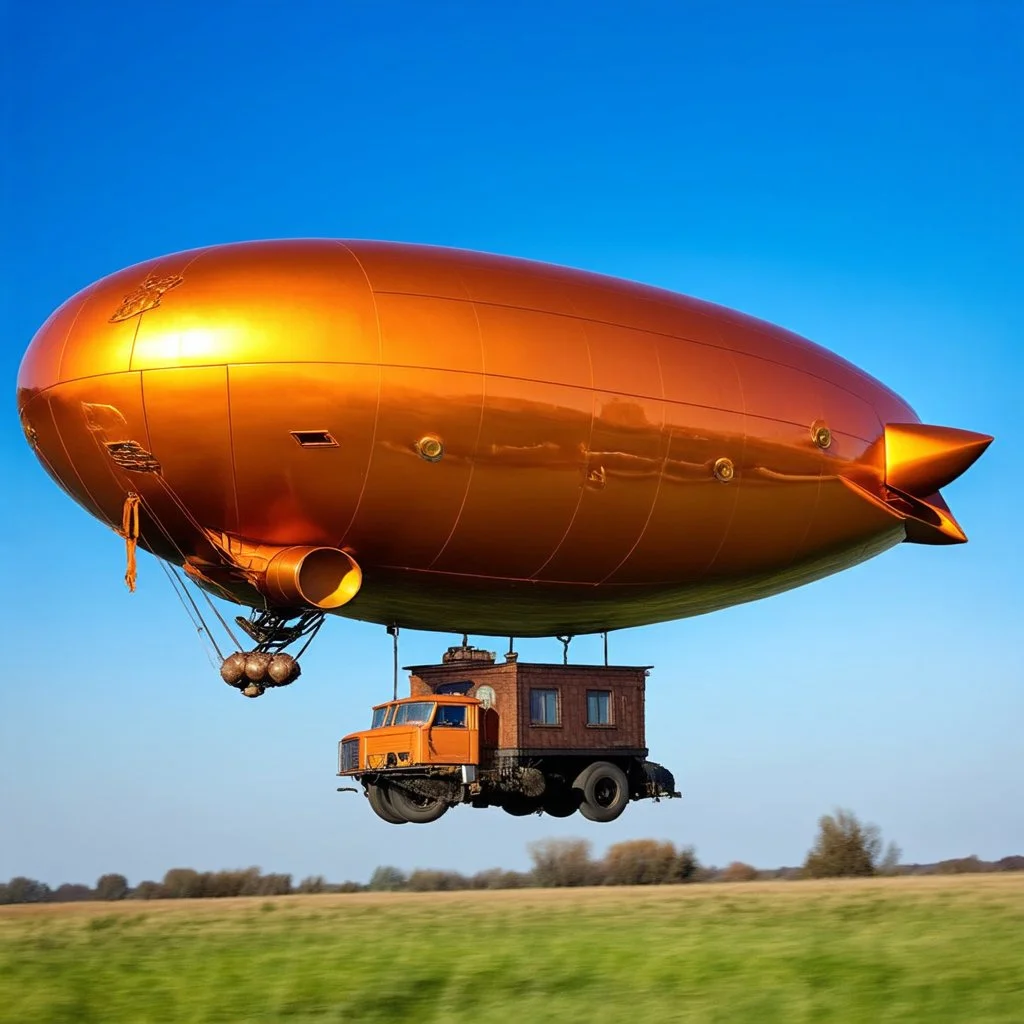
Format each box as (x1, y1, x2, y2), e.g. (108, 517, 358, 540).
(1, 0, 1020, 886)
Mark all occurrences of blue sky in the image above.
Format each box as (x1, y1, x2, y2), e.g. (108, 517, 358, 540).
(2, 1, 1020, 886)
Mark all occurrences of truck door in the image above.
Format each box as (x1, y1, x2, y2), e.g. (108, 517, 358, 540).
(428, 703, 475, 764)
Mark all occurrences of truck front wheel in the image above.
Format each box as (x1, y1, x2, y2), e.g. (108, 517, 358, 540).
(384, 783, 449, 824)
(576, 762, 629, 823)
(366, 783, 407, 825)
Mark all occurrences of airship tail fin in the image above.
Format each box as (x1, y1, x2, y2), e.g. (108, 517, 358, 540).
(883, 423, 992, 497)
(844, 422, 991, 545)
(880, 485, 969, 545)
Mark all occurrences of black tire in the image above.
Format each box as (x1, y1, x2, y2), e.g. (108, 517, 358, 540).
(501, 794, 541, 817)
(541, 786, 581, 818)
(576, 761, 629, 823)
(384, 783, 449, 824)
(366, 783, 407, 825)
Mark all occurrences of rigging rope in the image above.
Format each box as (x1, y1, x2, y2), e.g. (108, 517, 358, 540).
(158, 559, 226, 662)
(156, 561, 223, 663)
(196, 585, 244, 651)
(127, 488, 233, 661)
(117, 481, 323, 669)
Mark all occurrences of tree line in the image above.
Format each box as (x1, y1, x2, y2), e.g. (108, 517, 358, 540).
(2, 809, 1021, 904)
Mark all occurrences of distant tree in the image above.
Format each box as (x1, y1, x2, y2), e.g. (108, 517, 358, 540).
(604, 840, 683, 885)
(496, 870, 531, 889)
(258, 873, 293, 896)
(471, 868, 531, 890)
(336, 881, 365, 893)
(53, 883, 95, 902)
(528, 838, 599, 887)
(673, 845, 700, 883)
(878, 842, 903, 876)
(297, 875, 327, 894)
(803, 809, 891, 878)
(719, 861, 758, 883)
(96, 873, 129, 901)
(996, 856, 1024, 872)
(162, 868, 204, 899)
(368, 866, 407, 891)
(131, 880, 164, 900)
(936, 855, 986, 875)
(0, 877, 52, 904)
(407, 869, 469, 892)
(235, 867, 265, 897)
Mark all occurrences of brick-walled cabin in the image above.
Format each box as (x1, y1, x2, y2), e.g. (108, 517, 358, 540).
(406, 647, 650, 758)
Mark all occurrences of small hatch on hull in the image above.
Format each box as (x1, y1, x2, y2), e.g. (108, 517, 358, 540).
(290, 430, 338, 448)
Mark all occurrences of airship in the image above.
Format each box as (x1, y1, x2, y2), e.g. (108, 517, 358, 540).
(17, 239, 991, 689)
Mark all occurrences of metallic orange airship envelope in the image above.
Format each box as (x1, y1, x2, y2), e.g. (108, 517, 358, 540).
(17, 239, 992, 645)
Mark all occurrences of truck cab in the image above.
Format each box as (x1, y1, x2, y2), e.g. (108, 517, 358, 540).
(339, 694, 486, 775)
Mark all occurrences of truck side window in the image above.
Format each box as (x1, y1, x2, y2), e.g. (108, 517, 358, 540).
(530, 688, 560, 726)
(434, 705, 466, 728)
(587, 690, 612, 726)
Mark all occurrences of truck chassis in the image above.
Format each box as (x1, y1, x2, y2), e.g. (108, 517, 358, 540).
(349, 754, 678, 824)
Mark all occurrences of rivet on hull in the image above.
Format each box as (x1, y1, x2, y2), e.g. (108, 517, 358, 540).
(416, 436, 445, 462)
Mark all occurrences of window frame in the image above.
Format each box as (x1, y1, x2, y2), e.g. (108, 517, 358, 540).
(585, 689, 615, 728)
(433, 704, 467, 728)
(392, 701, 436, 726)
(529, 687, 561, 728)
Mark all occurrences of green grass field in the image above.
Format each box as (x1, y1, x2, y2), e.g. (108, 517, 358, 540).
(1, 875, 1022, 1023)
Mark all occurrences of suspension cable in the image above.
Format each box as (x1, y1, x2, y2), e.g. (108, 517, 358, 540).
(158, 560, 225, 662)
(293, 616, 325, 662)
(196, 586, 244, 650)
(131, 489, 242, 657)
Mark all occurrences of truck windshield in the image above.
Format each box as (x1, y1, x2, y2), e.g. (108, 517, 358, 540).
(370, 706, 393, 729)
(392, 701, 435, 725)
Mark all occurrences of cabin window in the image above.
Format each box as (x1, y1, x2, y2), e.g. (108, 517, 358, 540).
(530, 688, 560, 726)
(434, 705, 466, 728)
(587, 690, 613, 726)
(370, 706, 396, 728)
(393, 702, 436, 725)
(436, 680, 473, 695)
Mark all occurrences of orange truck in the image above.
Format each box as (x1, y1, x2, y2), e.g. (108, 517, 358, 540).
(337, 646, 679, 824)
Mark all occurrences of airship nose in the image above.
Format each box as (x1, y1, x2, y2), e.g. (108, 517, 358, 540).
(17, 290, 88, 403)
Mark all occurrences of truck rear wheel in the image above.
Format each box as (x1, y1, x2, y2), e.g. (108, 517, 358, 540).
(541, 785, 580, 817)
(366, 783, 407, 825)
(501, 795, 541, 816)
(576, 762, 629, 823)
(384, 783, 449, 824)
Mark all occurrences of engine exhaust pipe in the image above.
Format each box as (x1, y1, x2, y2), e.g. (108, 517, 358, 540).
(260, 545, 363, 609)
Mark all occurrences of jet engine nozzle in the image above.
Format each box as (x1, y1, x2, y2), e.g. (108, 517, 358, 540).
(261, 546, 363, 610)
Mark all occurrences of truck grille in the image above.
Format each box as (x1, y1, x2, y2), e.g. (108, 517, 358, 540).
(340, 739, 359, 773)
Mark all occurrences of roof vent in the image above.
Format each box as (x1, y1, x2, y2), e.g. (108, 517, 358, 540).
(290, 430, 338, 448)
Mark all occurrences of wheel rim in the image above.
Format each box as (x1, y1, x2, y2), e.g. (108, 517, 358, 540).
(593, 777, 619, 807)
